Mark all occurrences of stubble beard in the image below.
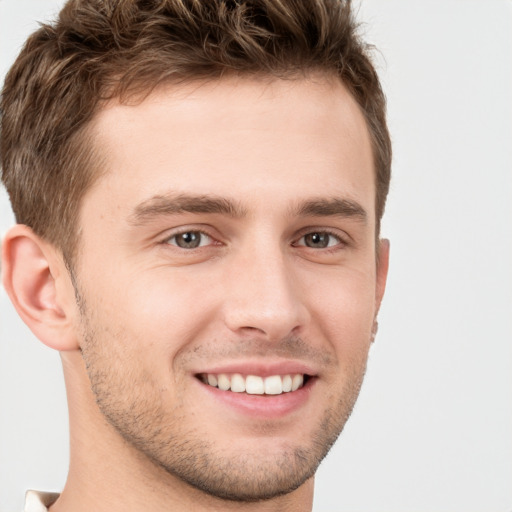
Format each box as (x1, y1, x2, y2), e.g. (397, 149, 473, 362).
(78, 301, 368, 502)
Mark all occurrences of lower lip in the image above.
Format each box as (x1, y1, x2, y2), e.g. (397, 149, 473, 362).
(197, 377, 315, 419)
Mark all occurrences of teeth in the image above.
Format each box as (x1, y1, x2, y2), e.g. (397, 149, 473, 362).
(230, 373, 246, 393)
(264, 375, 282, 395)
(292, 374, 304, 391)
(246, 375, 265, 394)
(202, 373, 306, 395)
(282, 374, 292, 392)
(217, 374, 230, 391)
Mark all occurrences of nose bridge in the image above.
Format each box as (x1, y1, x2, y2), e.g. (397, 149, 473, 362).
(223, 237, 308, 339)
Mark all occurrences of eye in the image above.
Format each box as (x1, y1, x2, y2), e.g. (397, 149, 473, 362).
(296, 231, 343, 249)
(166, 231, 213, 249)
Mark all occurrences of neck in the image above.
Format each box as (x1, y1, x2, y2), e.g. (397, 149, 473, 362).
(51, 352, 314, 512)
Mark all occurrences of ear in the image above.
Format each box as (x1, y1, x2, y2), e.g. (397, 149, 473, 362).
(375, 238, 390, 313)
(1, 224, 80, 351)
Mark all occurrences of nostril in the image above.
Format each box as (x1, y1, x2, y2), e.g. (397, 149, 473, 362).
(239, 325, 266, 335)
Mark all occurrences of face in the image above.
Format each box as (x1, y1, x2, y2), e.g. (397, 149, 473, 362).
(72, 75, 388, 501)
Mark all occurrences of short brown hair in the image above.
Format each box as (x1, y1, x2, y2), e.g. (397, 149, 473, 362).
(0, 0, 391, 261)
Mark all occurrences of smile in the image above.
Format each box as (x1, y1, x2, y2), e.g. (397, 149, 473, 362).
(198, 373, 307, 395)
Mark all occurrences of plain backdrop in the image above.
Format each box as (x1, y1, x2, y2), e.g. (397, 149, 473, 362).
(1, 1, 511, 511)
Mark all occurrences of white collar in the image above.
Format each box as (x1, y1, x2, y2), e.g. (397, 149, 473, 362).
(24, 490, 60, 512)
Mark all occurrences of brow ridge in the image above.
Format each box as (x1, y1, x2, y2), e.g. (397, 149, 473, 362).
(293, 197, 367, 222)
(130, 193, 247, 225)
(129, 193, 367, 226)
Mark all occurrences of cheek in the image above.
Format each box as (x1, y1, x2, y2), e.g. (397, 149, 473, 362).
(80, 266, 218, 357)
(306, 267, 377, 347)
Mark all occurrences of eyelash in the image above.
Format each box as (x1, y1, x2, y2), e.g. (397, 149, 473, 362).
(293, 229, 348, 251)
(162, 229, 217, 249)
(161, 228, 348, 252)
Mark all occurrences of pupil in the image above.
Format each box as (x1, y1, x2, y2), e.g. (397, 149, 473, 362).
(178, 232, 200, 248)
(306, 232, 328, 248)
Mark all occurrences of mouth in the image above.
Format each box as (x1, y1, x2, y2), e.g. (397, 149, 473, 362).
(196, 373, 310, 396)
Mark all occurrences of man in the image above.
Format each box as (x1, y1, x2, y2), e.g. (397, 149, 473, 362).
(0, 0, 390, 510)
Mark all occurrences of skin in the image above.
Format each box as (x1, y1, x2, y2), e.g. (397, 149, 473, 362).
(2, 74, 389, 512)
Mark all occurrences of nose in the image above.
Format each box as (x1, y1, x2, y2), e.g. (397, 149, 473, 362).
(222, 243, 309, 341)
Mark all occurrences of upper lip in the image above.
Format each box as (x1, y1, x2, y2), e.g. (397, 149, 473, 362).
(193, 360, 318, 378)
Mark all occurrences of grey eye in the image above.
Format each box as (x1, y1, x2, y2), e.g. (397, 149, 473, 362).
(299, 232, 341, 249)
(170, 231, 208, 249)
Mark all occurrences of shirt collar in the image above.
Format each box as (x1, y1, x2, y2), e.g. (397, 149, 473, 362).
(24, 490, 60, 512)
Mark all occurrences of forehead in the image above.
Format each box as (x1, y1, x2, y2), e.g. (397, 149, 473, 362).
(85, 74, 375, 220)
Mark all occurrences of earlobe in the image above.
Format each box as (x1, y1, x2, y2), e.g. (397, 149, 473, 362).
(375, 238, 390, 312)
(1, 224, 80, 351)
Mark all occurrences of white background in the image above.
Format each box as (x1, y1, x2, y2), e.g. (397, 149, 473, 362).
(1, 1, 511, 511)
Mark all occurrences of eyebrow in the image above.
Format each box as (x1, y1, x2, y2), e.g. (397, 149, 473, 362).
(129, 193, 367, 226)
(292, 197, 368, 223)
(129, 193, 247, 225)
